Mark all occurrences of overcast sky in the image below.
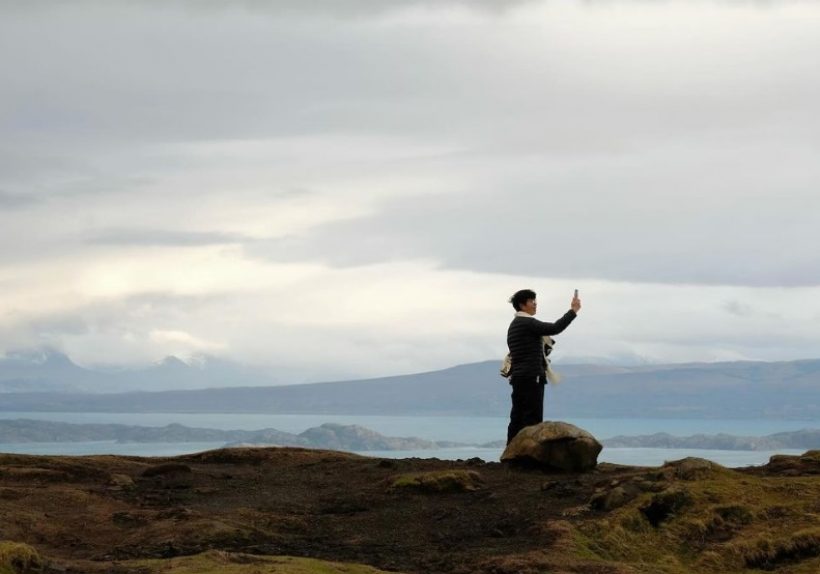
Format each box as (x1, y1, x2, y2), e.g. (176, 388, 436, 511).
(1, 0, 819, 381)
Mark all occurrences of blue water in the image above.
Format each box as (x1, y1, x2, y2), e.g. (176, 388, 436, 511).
(0, 440, 226, 457)
(0, 412, 814, 442)
(0, 412, 816, 467)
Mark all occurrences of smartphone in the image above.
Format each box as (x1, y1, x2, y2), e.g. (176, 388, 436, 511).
(574, 289, 579, 299)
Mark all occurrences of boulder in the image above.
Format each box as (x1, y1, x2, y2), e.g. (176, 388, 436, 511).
(501, 421, 602, 472)
(763, 450, 820, 476)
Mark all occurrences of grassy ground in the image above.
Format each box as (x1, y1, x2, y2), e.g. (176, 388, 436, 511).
(573, 456, 820, 573)
(0, 542, 43, 574)
(128, 550, 404, 574)
(1, 448, 819, 573)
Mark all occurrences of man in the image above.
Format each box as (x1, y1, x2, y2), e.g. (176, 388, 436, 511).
(506, 289, 581, 444)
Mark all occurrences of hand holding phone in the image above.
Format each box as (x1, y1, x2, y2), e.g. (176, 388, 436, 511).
(571, 289, 581, 313)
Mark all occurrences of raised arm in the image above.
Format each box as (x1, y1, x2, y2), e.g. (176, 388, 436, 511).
(529, 310, 577, 336)
(528, 292, 582, 335)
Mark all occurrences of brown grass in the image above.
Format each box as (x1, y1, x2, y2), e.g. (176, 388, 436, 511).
(739, 527, 820, 569)
(0, 541, 43, 574)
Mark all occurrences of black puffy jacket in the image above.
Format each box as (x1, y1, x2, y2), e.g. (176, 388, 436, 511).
(506, 310, 577, 380)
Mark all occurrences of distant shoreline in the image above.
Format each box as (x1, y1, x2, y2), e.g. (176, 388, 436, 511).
(1, 418, 817, 452)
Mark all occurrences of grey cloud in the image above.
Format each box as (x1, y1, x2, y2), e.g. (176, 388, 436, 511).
(3, 0, 819, 372)
(722, 300, 754, 317)
(1, 291, 224, 344)
(275, 188, 315, 199)
(96, 292, 231, 322)
(123, 291, 232, 309)
(26, 314, 90, 337)
(4, 0, 533, 18)
(0, 190, 38, 208)
(188, 0, 533, 17)
(3, 0, 819, 289)
(87, 229, 249, 247)
(0, 312, 89, 355)
(51, 175, 155, 199)
(0, 150, 81, 186)
(0, 291, 237, 373)
(625, 331, 804, 354)
(244, 149, 820, 288)
(5, 0, 817, 155)
(0, 142, 153, 202)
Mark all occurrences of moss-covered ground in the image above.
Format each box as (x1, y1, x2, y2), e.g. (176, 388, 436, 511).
(0, 542, 43, 574)
(1, 448, 819, 573)
(573, 456, 820, 573)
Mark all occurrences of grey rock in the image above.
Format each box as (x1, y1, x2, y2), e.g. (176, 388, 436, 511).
(501, 421, 602, 472)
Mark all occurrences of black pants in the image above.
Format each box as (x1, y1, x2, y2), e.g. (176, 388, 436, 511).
(506, 375, 545, 444)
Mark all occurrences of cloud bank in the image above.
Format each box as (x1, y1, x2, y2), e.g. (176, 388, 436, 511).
(1, 0, 819, 378)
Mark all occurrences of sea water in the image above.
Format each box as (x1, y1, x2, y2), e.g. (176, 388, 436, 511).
(0, 412, 816, 467)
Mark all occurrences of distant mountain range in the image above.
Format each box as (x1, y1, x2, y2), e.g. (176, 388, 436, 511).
(1, 349, 819, 418)
(602, 429, 820, 451)
(0, 348, 280, 393)
(0, 419, 471, 451)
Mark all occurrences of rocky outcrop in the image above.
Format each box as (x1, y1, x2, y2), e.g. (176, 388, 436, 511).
(501, 421, 602, 472)
(760, 450, 820, 476)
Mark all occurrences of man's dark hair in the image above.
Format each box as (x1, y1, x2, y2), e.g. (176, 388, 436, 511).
(510, 289, 536, 311)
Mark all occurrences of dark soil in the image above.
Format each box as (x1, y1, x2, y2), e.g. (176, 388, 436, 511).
(1, 448, 819, 573)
